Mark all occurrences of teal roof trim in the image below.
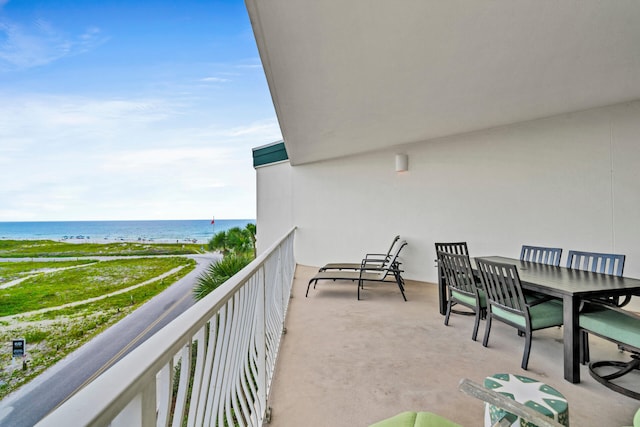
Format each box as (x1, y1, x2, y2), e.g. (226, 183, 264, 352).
(253, 141, 288, 167)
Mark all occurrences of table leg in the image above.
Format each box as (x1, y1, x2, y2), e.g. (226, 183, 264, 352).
(563, 294, 580, 383)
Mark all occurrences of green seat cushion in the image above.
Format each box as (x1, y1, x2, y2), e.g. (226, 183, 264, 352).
(369, 411, 462, 427)
(579, 308, 640, 348)
(451, 289, 486, 308)
(635, 407, 640, 427)
(492, 300, 563, 330)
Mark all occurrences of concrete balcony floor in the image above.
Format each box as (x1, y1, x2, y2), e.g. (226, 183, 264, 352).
(267, 265, 639, 426)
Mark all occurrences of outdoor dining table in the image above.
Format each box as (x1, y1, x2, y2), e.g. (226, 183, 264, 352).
(439, 256, 640, 383)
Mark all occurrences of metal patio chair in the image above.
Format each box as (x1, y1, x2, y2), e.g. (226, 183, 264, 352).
(438, 250, 486, 341)
(580, 301, 640, 400)
(476, 258, 564, 370)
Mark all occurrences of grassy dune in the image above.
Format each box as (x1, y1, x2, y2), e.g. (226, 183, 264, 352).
(0, 244, 200, 399)
(0, 239, 203, 257)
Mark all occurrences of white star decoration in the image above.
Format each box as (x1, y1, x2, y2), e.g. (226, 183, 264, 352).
(492, 375, 548, 404)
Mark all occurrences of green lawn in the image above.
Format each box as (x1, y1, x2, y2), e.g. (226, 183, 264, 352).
(0, 260, 96, 285)
(0, 248, 200, 399)
(0, 239, 204, 257)
(0, 257, 193, 317)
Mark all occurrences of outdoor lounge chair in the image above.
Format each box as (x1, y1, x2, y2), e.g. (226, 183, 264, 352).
(307, 240, 408, 300)
(319, 235, 400, 271)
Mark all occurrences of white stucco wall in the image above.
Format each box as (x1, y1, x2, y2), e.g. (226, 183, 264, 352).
(255, 161, 293, 254)
(256, 101, 640, 288)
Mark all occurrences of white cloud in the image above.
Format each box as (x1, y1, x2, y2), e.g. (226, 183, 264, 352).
(236, 63, 262, 69)
(225, 119, 282, 139)
(200, 76, 230, 83)
(0, 18, 107, 69)
(0, 92, 281, 221)
(100, 147, 234, 171)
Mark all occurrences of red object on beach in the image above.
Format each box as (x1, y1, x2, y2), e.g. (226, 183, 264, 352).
(211, 217, 215, 224)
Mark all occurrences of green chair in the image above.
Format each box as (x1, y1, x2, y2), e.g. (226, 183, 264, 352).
(579, 302, 640, 400)
(438, 250, 486, 341)
(369, 411, 462, 427)
(476, 258, 564, 370)
(369, 378, 564, 427)
(435, 242, 470, 315)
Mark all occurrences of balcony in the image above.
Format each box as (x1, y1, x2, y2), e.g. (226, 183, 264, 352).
(267, 265, 639, 426)
(37, 229, 638, 426)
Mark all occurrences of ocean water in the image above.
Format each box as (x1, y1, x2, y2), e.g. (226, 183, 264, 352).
(0, 219, 255, 244)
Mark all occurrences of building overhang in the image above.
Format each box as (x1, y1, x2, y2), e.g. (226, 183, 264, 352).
(246, 1, 640, 165)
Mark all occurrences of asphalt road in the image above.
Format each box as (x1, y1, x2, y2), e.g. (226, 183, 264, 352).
(0, 253, 220, 427)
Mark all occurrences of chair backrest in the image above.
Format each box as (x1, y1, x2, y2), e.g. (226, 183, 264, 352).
(566, 250, 625, 277)
(437, 250, 477, 296)
(435, 242, 469, 257)
(435, 242, 470, 293)
(384, 235, 401, 260)
(372, 240, 408, 277)
(476, 258, 527, 316)
(520, 245, 562, 267)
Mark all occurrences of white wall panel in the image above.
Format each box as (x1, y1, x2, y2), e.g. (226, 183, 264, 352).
(256, 162, 293, 254)
(256, 102, 640, 305)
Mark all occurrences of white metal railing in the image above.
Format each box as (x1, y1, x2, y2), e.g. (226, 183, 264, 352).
(36, 228, 296, 427)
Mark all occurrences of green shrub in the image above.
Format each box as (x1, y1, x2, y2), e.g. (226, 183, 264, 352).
(193, 255, 252, 301)
(24, 329, 48, 343)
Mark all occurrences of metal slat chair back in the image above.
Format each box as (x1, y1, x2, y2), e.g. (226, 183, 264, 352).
(438, 251, 476, 296)
(435, 241, 469, 257)
(476, 259, 527, 316)
(566, 250, 625, 277)
(520, 245, 562, 267)
(435, 241, 469, 281)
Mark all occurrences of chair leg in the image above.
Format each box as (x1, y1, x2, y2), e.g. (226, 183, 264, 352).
(357, 279, 361, 300)
(444, 300, 453, 326)
(522, 330, 532, 370)
(482, 314, 492, 347)
(581, 331, 590, 364)
(595, 357, 640, 381)
(472, 309, 481, 341)
(589, 356, 640, 400)
(306, 280, 315, 297)
(395, 274, 407, 301)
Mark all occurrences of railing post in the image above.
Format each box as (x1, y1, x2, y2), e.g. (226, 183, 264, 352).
(278, 245, 285, 333)
(257, 264, 268, 423)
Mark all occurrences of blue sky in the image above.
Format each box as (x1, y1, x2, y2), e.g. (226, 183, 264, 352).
(0, 0, 281, 221)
